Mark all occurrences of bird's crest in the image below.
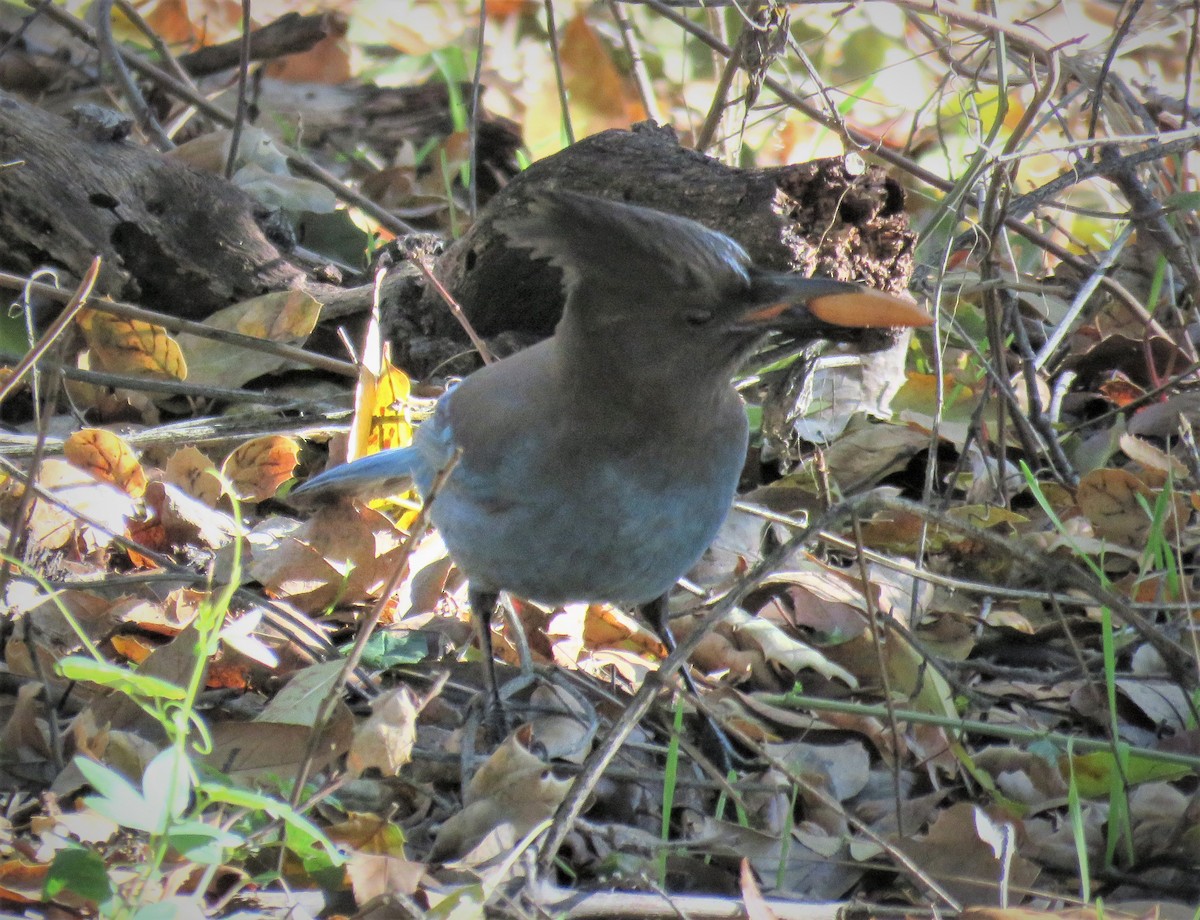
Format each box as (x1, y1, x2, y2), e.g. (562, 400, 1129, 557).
(494, 190, 752, 298)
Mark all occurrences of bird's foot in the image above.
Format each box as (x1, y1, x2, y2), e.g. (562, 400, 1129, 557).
(482, 694, 512, 744)
(695, 711, 755, 775)
(478, 666, 541, 744)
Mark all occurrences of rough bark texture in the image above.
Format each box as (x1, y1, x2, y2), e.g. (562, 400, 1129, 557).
(0, 90, 305, 319)
(387, 122, 916, 375)
(0, 79, 914, 378)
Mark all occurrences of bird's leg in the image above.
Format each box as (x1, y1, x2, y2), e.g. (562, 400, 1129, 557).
(642, 593, 740, 774)
(468, 588, 509, 739)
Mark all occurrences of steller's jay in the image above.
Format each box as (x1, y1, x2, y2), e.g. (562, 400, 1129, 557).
(292, 190, 932, 738)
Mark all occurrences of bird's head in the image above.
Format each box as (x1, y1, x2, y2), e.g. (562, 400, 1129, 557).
(494, 190, 932, 386)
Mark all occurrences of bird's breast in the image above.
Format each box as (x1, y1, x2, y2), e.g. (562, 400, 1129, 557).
(430, 395, 749, 605)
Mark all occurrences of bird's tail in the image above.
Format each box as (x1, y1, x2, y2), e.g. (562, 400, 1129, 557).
(288, 446, 420, 505)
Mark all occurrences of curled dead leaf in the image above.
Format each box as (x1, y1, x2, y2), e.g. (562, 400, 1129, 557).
(346, 687, 421, 778)
(430, 726, 569, 863)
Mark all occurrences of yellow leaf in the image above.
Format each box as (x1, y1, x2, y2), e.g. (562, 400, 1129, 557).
(77, 308, 187, 381)
(63, 428, 147, 498)
(1063, 749, 1190, 799)
(561, 15, 646, 123)
(353, 359, 414, 460)
(348, 0, 464, 55)
(524, 13, 648, 156)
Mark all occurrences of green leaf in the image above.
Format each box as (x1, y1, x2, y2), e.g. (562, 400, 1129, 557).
(1065, 748, 1191, 799)
(0, 309, 33, 364)
(1165, 190, 1200, 211)
(167, 821, 243, 864)
(355, 629, 432, 669)
(57, 656, 186, 701)
(142, 747, 195, 829)
(130, 901, 196, 920)
(838, 26, 890, 82)
(74, 756, 158, 833)
(45, 846, 112, 903)
(198, 781, 345, 867)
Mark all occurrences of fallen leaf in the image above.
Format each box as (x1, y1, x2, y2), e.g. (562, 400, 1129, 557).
(164, 447, 223, 507)
(222, 436, 301, 503)
(25, 459, 137, 553)
(63, 428, 147, 498)
(174, 289, 322, 389)
(77, 308, 186, 381)
(346, 687, 420, 778)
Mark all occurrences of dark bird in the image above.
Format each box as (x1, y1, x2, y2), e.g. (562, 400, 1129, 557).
(293, 191, 932, 742)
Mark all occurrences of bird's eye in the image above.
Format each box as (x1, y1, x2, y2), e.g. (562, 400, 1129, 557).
(684, 309, 714, 327)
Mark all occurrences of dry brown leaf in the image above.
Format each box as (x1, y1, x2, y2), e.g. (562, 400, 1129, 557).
(108, 593, 193, 636)
(175, 290, 322, 389)
(430, 727, 570, 863)
(858, 507, 940, 553)
(962, 909, 1166, 920)
(170, 126, 287, 176)
(740, 857, 777, 920)
(140, 0, 197, 46)
(819, 417, 930, 492)
(485, 0, 534, 17)
(1, 682, 54, 762)
(264, 15, 351, 84)
(1077, 467, 1188, 545)
(1115, 678, 1190, 733)
(464, 724, 545, 804)
(327, 813, 409, 857)
(896, 802, 1040, 907)
(63, 428, 147, 498)
(110, 633, 154, 664)
(560, 14, 646, 124)
(207, 719, 350, 785)
(524, 13, 647, 156)
(581, 604, 664, 657)
(126, 516, 168, 563)
(25, 459, 137, 553)
(522, 684, 593, 763)
(353, 0, 464, 55)
(686, 627, 760, 684)
(34, 806, 119, 849)
(77, 308, 187, 381)
(248, 501, 406, 612)
(248, 532, 347, 613)
(683, 811, 860, 899)
(1098, 372, 1144, 407)
(64, 352, 160, 423)
(143, 480, 236, 551)
(206, 659, 352, 782)
(222, 435, 301, 503)
(6, 589, 116, 675)
(345, 852, 426, 905)
(721, 609, 857, 686)
(346, 687, 420, 778)
(164, 447, 222, 507)
(974, 747, 1070, 807)
(0, 857, 51, 906)
(1118, 432, 1188, 479)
